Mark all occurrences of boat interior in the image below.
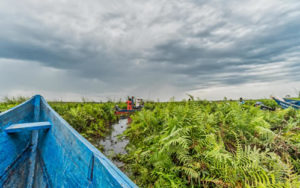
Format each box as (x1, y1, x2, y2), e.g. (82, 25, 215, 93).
(0, 95, 135, 187)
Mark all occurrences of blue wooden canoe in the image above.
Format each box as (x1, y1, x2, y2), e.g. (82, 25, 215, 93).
(0, 95, 137, 188)
(283, 98, 300, 106)
(272, 97, 300, 109)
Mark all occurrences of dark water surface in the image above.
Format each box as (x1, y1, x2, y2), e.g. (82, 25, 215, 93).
(99, 118, 129, 167)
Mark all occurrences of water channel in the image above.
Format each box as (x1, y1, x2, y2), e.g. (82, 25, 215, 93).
(97, 118, 130, 168)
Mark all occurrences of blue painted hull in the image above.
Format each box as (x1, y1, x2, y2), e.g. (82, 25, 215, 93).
(272, 97, 300, 109)
(283, 98, 300, 106)
(0, 95, 137, 188)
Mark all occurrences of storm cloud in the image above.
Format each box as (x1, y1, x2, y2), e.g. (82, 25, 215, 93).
(0, 0, 300, 101)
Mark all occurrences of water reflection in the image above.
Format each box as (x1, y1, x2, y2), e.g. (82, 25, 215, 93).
(99, 118, 130, 167)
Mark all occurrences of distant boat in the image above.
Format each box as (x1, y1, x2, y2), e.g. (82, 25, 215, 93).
(114, 104, 143, 116)
(0, 95, 137, 188)
(115, 109, 138, 115)
(272, 97, 300, 109)
(283, 98, 300, 106)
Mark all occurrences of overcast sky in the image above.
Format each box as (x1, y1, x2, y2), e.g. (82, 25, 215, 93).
(0, 0, 300, 101)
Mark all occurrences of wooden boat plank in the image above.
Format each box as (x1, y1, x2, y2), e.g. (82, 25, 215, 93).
(4, 122, 51, 133)
(273, 97, 300, 109)
(283, 98, 300, 105)
(38, 97, 136, 187)
(0, 95, 137, 187)
(0, 98, 34, 187)
(27, 96, 40, 188)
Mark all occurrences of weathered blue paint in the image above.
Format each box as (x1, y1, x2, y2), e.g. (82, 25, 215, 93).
(273, 97, 300, 109)
(0, 97, 33, 187)
(0, 95, 137, 188)
(27, 130, 38, 188)
(27, 95, 41, 188)
(4, 122, 51, 133)
(283, 98, 300, 106)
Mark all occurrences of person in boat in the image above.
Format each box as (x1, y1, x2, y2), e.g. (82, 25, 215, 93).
(136, 99, 144, 109)
(115, 105, 120, 111)
(141, 99, 144, 107)
(135, 99, 140, 109)
(131, 96, 135, 109)
(130, 98, 133, 110)
(239, 97, 245, 105)
(127, 97, 132, 110)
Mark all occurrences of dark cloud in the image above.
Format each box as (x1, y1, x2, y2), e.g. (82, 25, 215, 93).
(0, 0, 300, 100)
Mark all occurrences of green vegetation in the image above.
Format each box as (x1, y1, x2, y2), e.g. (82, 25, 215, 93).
(1, 97, 299, 187)
(51, 102, 119, 138)
(0, 96, 28, 112)
(121, 100, 300, 187)
(0, 97, 125, 139)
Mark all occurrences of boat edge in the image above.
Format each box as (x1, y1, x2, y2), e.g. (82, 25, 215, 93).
(39, 95, 137, 188)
